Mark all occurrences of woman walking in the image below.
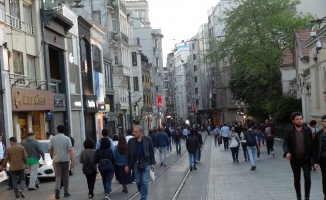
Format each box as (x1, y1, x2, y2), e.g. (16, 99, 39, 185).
(240, 127, 249, 161)
(265, 124, 275, 157)
(79, 139, 97, 199)
(114, 136, 132, 194)
(94, 138, 115, 200)
(229, 127, 240, 163)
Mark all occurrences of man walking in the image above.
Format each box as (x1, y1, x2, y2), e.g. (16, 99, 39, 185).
(125, 125, 155, 200)
(213, 126, 220, 146)
(174, 127, 182, 154)
(0, 137, 27, 199)
(245, 124, 259, 170)
(156, 128, 169, 166)
(283, 112, 312, 200)
(96, 129, 114, 151)
(48, 125, 74, 199)
(183, 126, 189, 140)
(220, 123, 230, 150)
(313, 115, 326, 200)
(21, 130, 45, 191)
(186, 130, 199, 171)
(195, 129, 203, 163)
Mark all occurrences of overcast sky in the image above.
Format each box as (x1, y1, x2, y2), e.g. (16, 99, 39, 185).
(147, 0, 220, 66)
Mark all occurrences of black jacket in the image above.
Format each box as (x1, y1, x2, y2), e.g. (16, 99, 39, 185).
(94, 148, 115, 165)
(125, 136, 156, 168)
(312, 129, 324, 164)
(186, 135, 199, 154)
(283, 125, 312, 160)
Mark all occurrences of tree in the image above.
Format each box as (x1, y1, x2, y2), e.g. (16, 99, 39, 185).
(274, 95, 302, 124)
(210, 0, 310, 117)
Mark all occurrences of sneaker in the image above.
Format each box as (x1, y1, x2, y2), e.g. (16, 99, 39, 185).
(64, 193, 70, 197)
(88, 194, 94, 199)
(35, 184, 39, 189)
(28, 187, 38, 191)
(18, 190, 25, 198)
(190, 167, 193, 171)
(273, 153, 275, 158)
(15, 194, 20, 199)
(105, 194, 111, 200)
(55, 189, 60, 199)
(236, 160, 239, 163)
(194, 167, 197, 170)
(250, 166, 256, 171)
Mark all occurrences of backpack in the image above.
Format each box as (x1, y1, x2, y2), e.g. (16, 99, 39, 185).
(82, 152, 95, 175)
(98, 150, 114, 172)
(246, 131, 256, 146)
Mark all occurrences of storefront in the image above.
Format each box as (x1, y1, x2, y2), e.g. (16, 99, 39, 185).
(83, 94, 97, 141)
(12, 88, 54, 142)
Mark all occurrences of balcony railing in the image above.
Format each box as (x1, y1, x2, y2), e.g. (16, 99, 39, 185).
(9, 73, 40, 88)
(121, 33, 129, 44)
(5, 14, 35, 35)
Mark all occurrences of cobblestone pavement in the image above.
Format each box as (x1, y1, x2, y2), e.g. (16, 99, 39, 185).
(206, 137, 324, 200)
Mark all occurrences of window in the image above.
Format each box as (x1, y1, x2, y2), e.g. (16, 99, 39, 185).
(92, 11, 101, 24)
(13, 51, 23, 74)
(195, 88, 198, 94)
(10, 0, 20, 18)
(104, 64, 113, 88)
(112, 18, 117, 32)
(193, 54, 197, 60)
(154, 39, 158, 48)
(136, 9, 144, 19)
(194, 65, 198, 71)
(194, 76, 198, 83)
(133, 77, 139, 91)
(114, 52, 119, 65)
(156, 58, 159, 67)
(92, 46, 102, 72)
(26, 55, 36, 77)
(23, 3, 32, 25)
(164, 81, 168, 88)
(192, 43, 195, 50)
(196, 99, 199, 106)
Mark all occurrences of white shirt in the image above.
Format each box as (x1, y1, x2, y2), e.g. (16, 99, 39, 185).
(0, 142, 4, 159)
(126, 135, 133, 143)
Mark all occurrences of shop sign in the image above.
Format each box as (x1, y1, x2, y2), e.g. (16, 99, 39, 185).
(54, 99, 65, 107)
(84, 94, 98, 113)
(105, 104, 110, 111)
(12, 88, 54, 111)
(98, 103, 106, 111)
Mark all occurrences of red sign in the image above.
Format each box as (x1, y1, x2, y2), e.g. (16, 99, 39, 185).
(157, 95, 162, 107)
(192, 105, 195, 112)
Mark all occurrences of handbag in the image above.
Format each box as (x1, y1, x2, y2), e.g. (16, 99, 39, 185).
(0, 170, 8, 183)
(137, 157, 147, 170)
(149, 169, 155, 182)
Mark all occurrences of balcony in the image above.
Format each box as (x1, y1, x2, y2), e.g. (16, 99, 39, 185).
(5, 14, 35, 35)
(121, 33, 129, 45)
(9, 73, 41, 88)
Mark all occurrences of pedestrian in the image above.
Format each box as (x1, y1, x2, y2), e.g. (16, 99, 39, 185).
(156, 127, 169, 166)
(165, 127, 172, 152)
(254, 125, 263, 159)
(309, 120, 318, 139)
(125, 129, 133, 143)
(230, 127, 240, 163)
(148, 129, 158, 159)
(48, 125, 74, 199)
(213, 126, 220, 146)
(96, 129, 114, 151)
(313, 114, 326, 200)
(265, 123, 275, 158)
(186, 130, 199, 171)
(245, 124, 259, 170)
(240, 127, 249, 162)
(114, 136, 132, 194)
(79, 138, 97, 199)
(183, 126, 189, 140)
(21, 130, 45, 191)
(0, 133, 5, 166)
(95, 138, 115, 200)
(0, 137, 27, 199)
(220, 123, 230, 150)
(195, 128, 203, 163)
(174, 127, 182, 154)
(283, 112, 313, 200)
(125, 125, 156, 200)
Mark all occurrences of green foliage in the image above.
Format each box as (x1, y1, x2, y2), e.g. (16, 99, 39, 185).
(209, 0, 311, 116)
(275, 96, 302, 124)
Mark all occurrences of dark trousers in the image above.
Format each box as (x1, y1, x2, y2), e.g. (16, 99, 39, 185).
(241, 142, 248, 160)
(53, 161, 69, 193)
(319, 157, 326, 196)
(290, 158, 311, 199)
(214, 135, 219, 146)
(11, 169, 25, 197)
(266, 136, 274, 155)
(230, 146, 239, 161)
(222, 137, 229, 150)
(85, 172, 97, 196)
(197, 144, 202, 161)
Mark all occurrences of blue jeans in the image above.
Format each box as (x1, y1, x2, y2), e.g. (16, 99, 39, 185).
(175, 139, 181, 154)
(188, 152, 197, 168)
(134, 164, 150, 200)
(247, 145, 257, 167)
(168, 138, 172, 151)
(99, 170, 114, 195)
(11, 169, 25, 197)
